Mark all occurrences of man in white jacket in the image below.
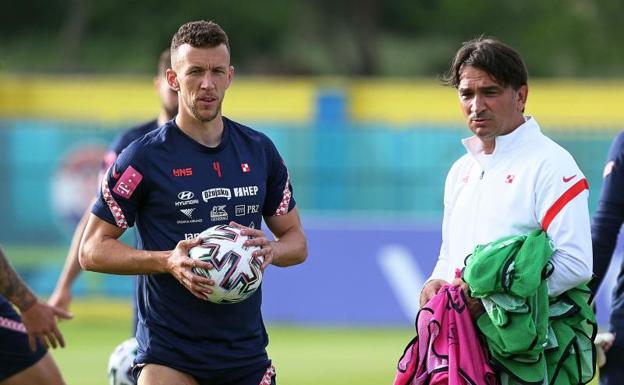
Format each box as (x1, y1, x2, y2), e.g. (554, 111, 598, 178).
(420, 37, 592, 313)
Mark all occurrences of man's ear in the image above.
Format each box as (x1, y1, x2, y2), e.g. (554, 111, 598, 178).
(225, 65, 235, 89)
(166, 68, 180, 92)
(516, 84, 528, 112)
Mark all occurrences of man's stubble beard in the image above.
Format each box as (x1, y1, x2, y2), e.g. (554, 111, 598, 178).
(189, 98, 222, 123)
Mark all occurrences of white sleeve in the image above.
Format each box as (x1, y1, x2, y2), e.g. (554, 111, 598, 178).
(429, 162, 459, 283)
(535, 154, 593, 296)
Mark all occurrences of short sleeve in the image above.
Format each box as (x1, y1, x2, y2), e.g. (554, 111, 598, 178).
(262, 137, 296, 217)
(91, 140, 147, 229)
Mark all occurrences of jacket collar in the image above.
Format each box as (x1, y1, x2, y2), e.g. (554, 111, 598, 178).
(461, 116, 540, 157)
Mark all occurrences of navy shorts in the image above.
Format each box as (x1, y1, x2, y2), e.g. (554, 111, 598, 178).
(133, 360, 276, 385)
(0, 297, 47, 381)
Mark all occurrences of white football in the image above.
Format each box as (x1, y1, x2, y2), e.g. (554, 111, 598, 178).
(107, 337, 138, 385)
(189, 224, 263, 304)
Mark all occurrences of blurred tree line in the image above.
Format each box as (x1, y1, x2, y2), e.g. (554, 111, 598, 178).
(2, 0, 623, 77)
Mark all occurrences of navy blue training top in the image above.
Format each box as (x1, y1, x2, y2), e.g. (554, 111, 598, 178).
(591, 131, 624, 336)
(92, 117, 296, 374)
(101, 120, 159, 173)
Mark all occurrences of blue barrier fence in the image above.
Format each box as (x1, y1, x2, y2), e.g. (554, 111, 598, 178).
(0, 119, 615, 244)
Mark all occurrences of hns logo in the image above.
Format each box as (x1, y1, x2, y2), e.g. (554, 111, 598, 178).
(241, 163, 250, 173)
(173, 168, 193, 177)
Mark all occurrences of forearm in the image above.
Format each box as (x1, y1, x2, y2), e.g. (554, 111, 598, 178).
(271, 227, 307, 267)
(543, 195, 593, 296)
(79, 214, 170, 275)
(80, 235, 169, 274)
(548, 248, 593, 296)
(55, 206, 92, 291)
(0, 248, 37, 311)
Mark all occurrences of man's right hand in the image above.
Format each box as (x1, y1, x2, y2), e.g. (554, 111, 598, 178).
(21, 300, 72, 351)
(166, 238, 216, 300)
(419, 279, 448, 307)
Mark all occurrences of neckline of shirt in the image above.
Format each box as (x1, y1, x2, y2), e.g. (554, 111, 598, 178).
(171, 117, 232, 153)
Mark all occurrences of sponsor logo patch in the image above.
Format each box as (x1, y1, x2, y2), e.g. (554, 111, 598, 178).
(202, 188, 232, 201)
(176, 206, 202, 224)
(233, 185, 259, 197)
(178, 191, 194, 200)
(180, 208, 195, 218)
(210, 205, 228, 221)
(175, 190, 199, 206)
(235, 204, 260, 216)
(113, 166, 143, 199)
(173, 167, 193, 177)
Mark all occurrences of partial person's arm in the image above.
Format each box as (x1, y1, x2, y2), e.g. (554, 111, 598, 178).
(48, 199, 95, 312)
(79, 214, 214, 300)
(0, 247, 71, 350)
(590, 133, 624, 293)
(536, 159, 593, 297)
(591, 201, 624, 293)
(49, 133, 124, 311)
(233, 207, 307, 270)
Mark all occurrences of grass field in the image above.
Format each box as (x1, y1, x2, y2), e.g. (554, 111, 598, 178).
(50, 299, 412, 385)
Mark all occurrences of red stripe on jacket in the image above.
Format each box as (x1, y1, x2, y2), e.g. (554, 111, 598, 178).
(541, 178, 589, 232)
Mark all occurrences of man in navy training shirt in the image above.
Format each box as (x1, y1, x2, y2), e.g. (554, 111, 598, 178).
(590, 131, 624, 385)
(48, 49, 178, 334)
(79, 20, 308, 385)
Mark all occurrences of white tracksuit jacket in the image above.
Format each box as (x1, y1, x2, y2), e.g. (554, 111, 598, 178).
(430, 117, 592, 296)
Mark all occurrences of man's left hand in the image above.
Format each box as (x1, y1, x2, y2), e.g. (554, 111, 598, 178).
(452, 277, 484, 319)
(230, 222, 278, 270)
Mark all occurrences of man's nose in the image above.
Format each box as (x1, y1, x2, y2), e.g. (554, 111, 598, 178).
(470, 94, 485, 115)
(200, 74, 215, 90)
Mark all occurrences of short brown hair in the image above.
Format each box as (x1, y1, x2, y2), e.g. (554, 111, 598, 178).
(157, 49, 171, 77)
(171, 20, 230, 54)
(444, 37, 528, 90)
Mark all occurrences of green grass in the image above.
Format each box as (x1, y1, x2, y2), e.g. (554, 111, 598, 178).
(50, 299, 411, 385)
(4, 245, 66, 266)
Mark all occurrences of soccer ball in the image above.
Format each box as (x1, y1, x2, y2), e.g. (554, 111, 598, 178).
(189, 224, 263, 304)
(107, 338, 138, 385)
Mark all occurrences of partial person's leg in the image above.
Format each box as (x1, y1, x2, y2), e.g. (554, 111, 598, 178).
(138, 364, 199, 385)
(600, 344, 624, 385)
(0, 298, 63, 385)
(1, 353, 65, 385)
